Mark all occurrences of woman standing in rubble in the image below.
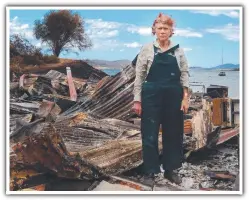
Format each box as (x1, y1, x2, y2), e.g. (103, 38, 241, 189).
(132, 13, 189, 185)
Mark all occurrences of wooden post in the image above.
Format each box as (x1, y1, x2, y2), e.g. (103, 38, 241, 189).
(66, 67, 77, 101)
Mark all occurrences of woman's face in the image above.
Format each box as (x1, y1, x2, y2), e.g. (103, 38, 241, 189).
(155, 22, 172, 42)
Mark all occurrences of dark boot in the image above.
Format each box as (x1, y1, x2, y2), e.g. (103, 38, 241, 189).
(141, 173, 155, 187)
(164, 170, 182, 184)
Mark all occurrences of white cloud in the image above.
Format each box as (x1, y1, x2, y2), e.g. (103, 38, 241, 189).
(106, 30, 119, 37)
(127, 25, 202, 38)
(85, 18, 122, 29)
(84, 18, 203, 52)
(124, 42, 142, 48)
(92, 39, 121, 50)
(11, 23, 29, 31)
(137, 27, 151, 35)
(85, 18, 120, 40)
(13, 16, 18, 21)
(86, 18, 152, 37)
(127, 25, 151, 36)
(35, 42, 49, 48)
(86, 29, 119, 39)
(183, 48, 192, 52)
(206, 23, 239, 41)
(24, 31, 34, 38)
(86, 18, 152, 36)
(85, 17, 203, 51)
(175, 28, 203, 38)
(9, 16, 18, 27)
(85, 18, 133, 50)
(20, 24, 29, 29)
(191, 10, 239, 18)
(35, 42, 41, 47)
(10, 16, 34, 39)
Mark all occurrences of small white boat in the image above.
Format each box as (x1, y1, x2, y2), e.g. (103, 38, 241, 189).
(218, 71, 226, 76)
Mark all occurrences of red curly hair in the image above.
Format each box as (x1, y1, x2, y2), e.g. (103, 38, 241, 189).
(152, 13, 175, 37)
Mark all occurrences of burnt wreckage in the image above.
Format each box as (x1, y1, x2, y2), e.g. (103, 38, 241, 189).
(9, 60, 240, 191)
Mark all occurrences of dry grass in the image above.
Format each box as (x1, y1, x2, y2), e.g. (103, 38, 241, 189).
(10, 58, 82, 73)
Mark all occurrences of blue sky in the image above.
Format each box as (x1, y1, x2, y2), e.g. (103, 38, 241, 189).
(9, 8, 240, 68)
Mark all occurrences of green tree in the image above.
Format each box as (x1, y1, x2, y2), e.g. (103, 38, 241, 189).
(33, 10, 92, 57)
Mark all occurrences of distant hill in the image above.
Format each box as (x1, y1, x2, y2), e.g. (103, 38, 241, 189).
(211, 63, 239, 69)
(189, 66, 203, 69)
(190, 63, 239, 70)
(85, 60, 239, 71)
(85, 59, 131, 69)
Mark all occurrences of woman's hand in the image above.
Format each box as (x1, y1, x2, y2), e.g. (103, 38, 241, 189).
(180, 98, 189, 114)
(132, 101, 142, 116)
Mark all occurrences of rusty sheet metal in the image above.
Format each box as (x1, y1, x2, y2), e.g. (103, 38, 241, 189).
(79, 139, 163, 175)
(45, 70, 86, 92)
(203, 170, 236, 181)
(19, 74, 39, 90)
(217, 127, 239, 145)
(10, 167, 47, 191)
(42, 94, 76, 112)
(212, 98, 224, 126)
(36, 101, 57, 118)
(10, 60, 240, 189)
(232, 99, 240, 126)
(11, 168, 41, 180)
(222, 98, 232, 127)
(10, 82, 19, 91)
(61, 64, 135, 120)
(10, 102, 41, 114)
(10, 111, 147, 180)
(79, 139, 143, 175)
(184, 120, 192, 134)
(9, 114, 33, 135)
(18, 184, 46, 191)
(10, 112, 161, 180)
(109, 175, 151, 191)
(55, 113, 139, 152)
(44, 70, 66, 80)
(11, 123, 102, 180)
(191, 99, 214, 149)
(91, 76, 112, 96)
(36, 101, 61, 120)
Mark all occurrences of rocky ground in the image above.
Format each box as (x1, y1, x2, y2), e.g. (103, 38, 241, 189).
(120, 137, 239, 191)
(177, 141, 239, 190)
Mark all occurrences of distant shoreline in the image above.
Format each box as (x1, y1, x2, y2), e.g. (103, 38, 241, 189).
(94, 66, 121, 70)
(190, 68, 239, 71)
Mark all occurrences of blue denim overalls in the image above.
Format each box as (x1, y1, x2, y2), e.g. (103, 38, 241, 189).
(141, 44, 184, 174)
